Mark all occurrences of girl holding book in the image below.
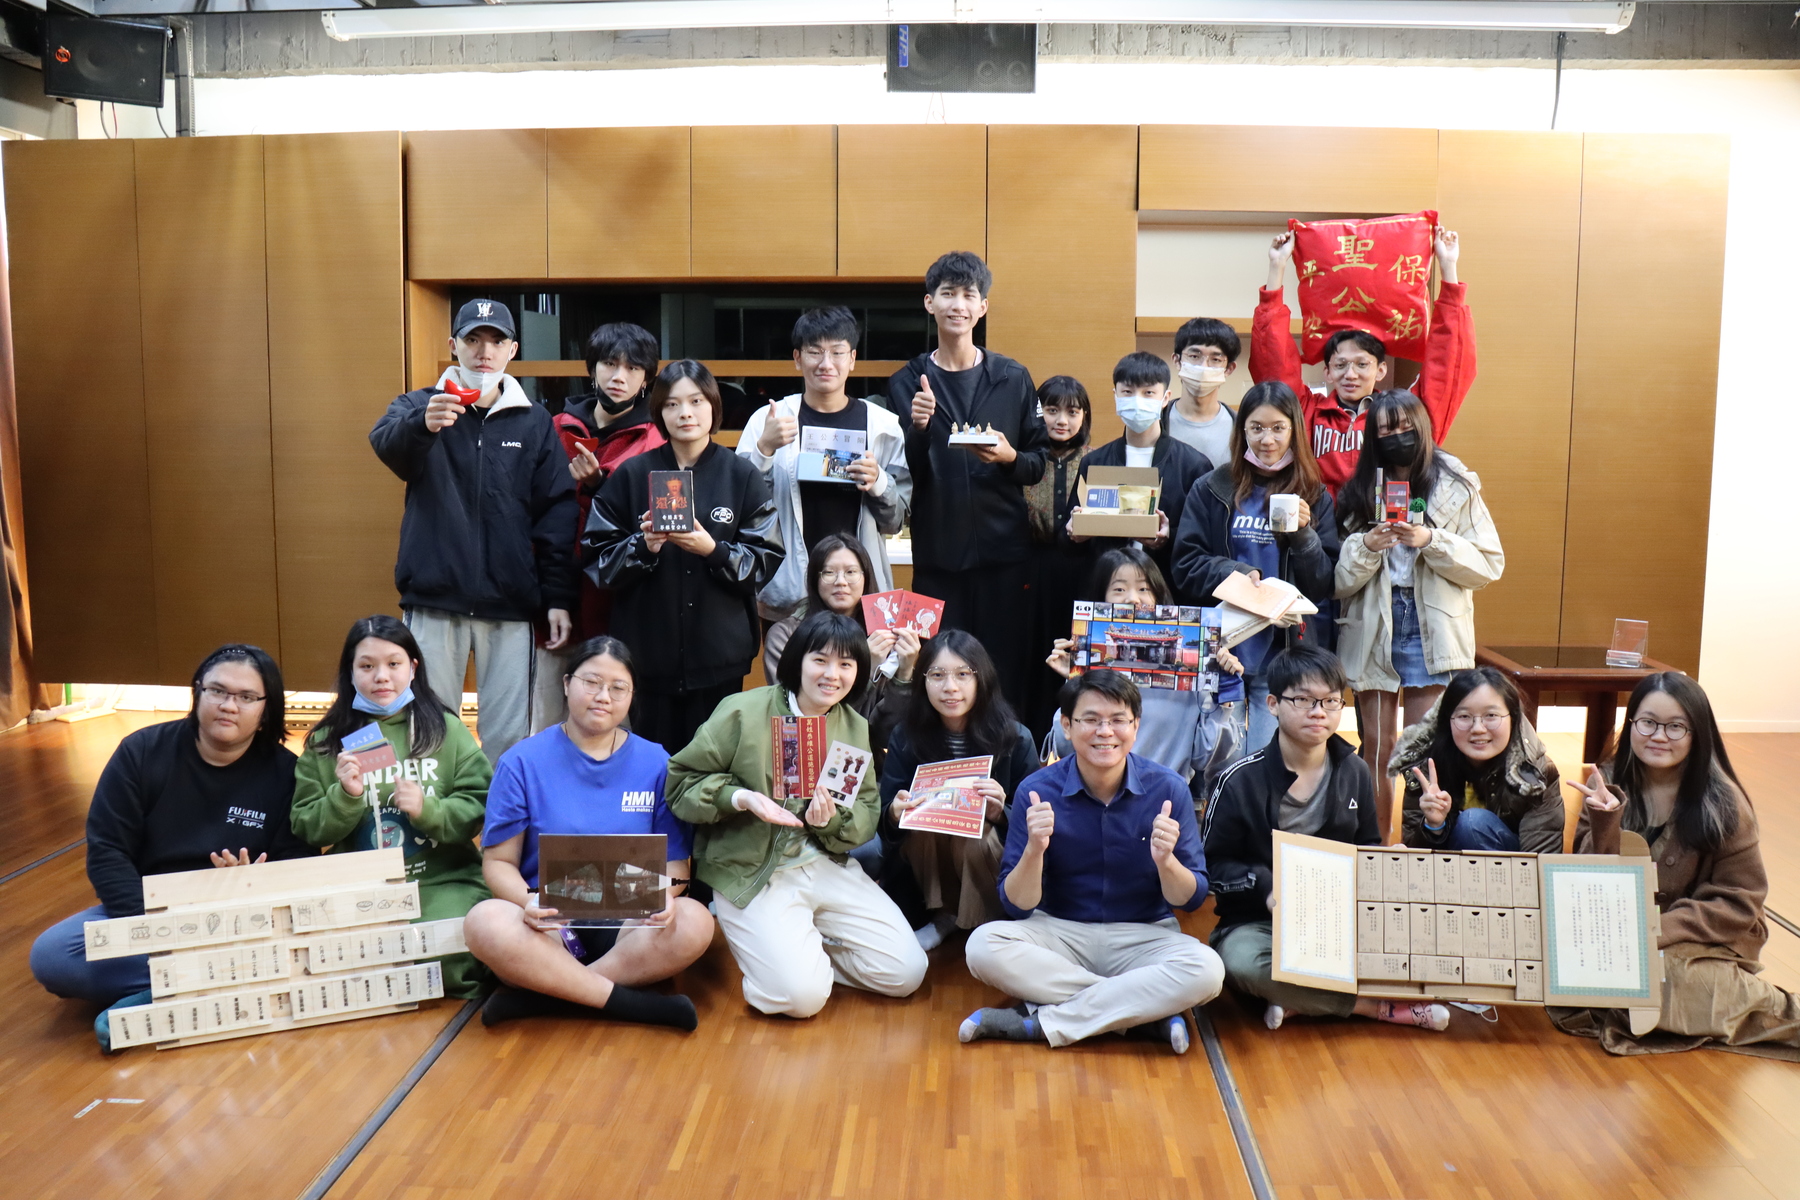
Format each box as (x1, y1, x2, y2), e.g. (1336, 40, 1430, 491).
(1333, 389, 1503, 837)
(880, 631, 1039, 950)
(667, 611, 926, 1018)
(291, 615, 493, 998)
(1562, 674, 1800, 1056)
(584, 360, 784, 756)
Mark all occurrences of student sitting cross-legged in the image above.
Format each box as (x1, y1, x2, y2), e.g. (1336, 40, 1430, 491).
(1204, 644, 1449, 1032)
(291, 615, 493, 999)
(667, 611, 927, 1019)
(959, 670, 1224, 1054)
(463, 636, 713, 1031)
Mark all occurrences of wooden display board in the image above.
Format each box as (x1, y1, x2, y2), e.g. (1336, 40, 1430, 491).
(88, 849, 466, 1050)
(1271, 831, 1662, 1025)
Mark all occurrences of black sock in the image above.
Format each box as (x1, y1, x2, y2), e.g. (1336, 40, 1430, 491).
(601, 984, 698, 1032)
(481, 986, 586, 1026)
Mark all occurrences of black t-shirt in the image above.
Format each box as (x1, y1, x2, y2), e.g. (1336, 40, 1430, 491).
(930, 360, 980, 423)
(84, 719, 312, 916)
(798, 398, 869, 554)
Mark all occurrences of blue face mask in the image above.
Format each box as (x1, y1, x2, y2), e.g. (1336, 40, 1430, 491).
(1115, 394, 1162, 434)
(352, 686, 414, 718)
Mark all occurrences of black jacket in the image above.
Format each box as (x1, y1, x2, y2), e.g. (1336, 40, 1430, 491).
(1170, 466, 1341, 649)
(86, 720, 311, 917)
(370, 388, 578, 622)
(876, 719, 1041, 842)
(583, 442, 783, 692)
(1069, 434, 1213, 582)
(1201, 733, 1378, 931)
(885, 351, 1048, 571)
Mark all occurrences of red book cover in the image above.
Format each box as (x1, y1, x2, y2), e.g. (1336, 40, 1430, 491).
(770, 714, 828, 800)
(897, 756, 994, 839)
(649, 470, 695, 533)
(900, 592, 945, 638)
(861, 590, 907, 632)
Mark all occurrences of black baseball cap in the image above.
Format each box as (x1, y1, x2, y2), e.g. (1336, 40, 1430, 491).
(453, 298, 517, 340)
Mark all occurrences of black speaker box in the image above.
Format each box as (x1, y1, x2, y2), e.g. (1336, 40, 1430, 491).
(44, 16, 168, 108)
(886, 23, 1036, 94)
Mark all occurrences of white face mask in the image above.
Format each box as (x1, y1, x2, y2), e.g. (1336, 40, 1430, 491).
(451, 365, 505, 394)
(1179, 362, 1228, 392)
(1114, 394, 1163, 434)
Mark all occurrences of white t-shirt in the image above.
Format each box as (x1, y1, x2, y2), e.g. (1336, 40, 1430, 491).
(1124, 443, 1155, 469)
(1166, 402, 1235, 469)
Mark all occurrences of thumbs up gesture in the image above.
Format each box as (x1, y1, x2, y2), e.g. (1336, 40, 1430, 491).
(1024, 790, 1055, 854)
(756, 399, 798, 458)
(911, 372, 938, 431)
(1149, 799, 1180, 866)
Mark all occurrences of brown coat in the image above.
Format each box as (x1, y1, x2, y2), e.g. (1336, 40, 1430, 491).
(1575, 785, 1769, 965)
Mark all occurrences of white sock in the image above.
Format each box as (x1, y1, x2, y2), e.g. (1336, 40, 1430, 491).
(1263, 1003, 1285, 1030)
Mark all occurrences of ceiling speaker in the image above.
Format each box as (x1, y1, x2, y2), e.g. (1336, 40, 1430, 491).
(44, 16, 168, 109)
(886, 23, 1036, 94)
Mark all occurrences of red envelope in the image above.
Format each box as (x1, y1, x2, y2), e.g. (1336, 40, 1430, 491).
(1289, 210, 1437, 364)
(861, 591, 908, 632)
(901, 593, 945, 638)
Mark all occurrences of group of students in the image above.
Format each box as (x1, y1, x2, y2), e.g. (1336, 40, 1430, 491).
(25, 244, 1799, 1060)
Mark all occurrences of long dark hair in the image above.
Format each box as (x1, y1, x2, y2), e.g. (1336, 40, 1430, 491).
(308, 615, 455, 760)
(1231, 381, 1324, 506)
(1605, 673, 1744, 855)
(1085, 546, 1174, 605)
(1419, 667, 1524, 804)
(187, 643, 287, 756)
(904, 630, 1019, 763)
(802, 533, 876, 629)
(1337, 389, 1465, 533)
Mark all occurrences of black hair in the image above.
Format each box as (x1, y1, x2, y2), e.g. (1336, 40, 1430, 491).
(925, 251, 993, 298)
(1112, 351, 1171, 390)
(650, 359, 724, 438)
(1036, 375, 1092, 451)
(792, 306, 859, 352)
(563, 635, 635, 684)
(1266, 644, 1347, 700)
(904, 631, 1020, 763)
(1337, 389, 1466, 534)
(1605, 673, 1745, 856)
(308, 615, 454, 760)
(1174, 317, 1242, 365)
(583, 322, 660, 376)
(1419, 667, 1524, 807)
(1085, 546, 1174, 606)
(187, 643, 287, 757)
(775, 611, 871, 709)
(1323, 329, 1388, 365)
(1231, 381, 1325, 506)
(802, 533, 875, 627)
(1058, 668, 1142, 721)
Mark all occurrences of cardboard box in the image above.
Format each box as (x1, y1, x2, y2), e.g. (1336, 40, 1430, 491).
(1357, 851, 1383, 901)
(1465, 958, 1516, 988)
(1383, 904, 1411, 955)
(1358, 953, 1412, 982)
(1515, 960, 1544, 1001)
(1460, 855, 1488, 906)
(1463, 908, 1490, 959)
(1484, 857, 1514, 908)
(1513, 856, 1540, 908)
(1068, 466, 1160, 538)
(1489, 908, 1516, 959)
(1358, 903, 1383, 954)
(1406, 852, 1435, 903)
(1410, 905, 1436, 955)
(1415, 955, 1465, 984)
(1383, 853, 1409, 902)
(1516, 909, 1542, 960)
(1434, 854, 1461, 900)
(1434, 906, 1463, 957)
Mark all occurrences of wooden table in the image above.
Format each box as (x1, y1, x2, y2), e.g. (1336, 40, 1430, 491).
(1475, 645, 1680, 763)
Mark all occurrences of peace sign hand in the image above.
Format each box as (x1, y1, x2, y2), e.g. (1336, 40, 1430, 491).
(1412, 761, 1452, 828)
(1571, 767, 1623, 816)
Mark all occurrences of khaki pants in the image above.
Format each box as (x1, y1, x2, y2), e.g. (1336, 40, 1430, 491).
(903, 827, 1005, 930)
(1212, 918, 1358, 1019)
(965, 911, 1224, 1047)
(1659, 942, 1800, 1047)
(404, 607, 536, 764)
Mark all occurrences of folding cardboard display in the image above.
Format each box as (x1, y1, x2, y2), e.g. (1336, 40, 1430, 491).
(1068, 465, 1161, 538)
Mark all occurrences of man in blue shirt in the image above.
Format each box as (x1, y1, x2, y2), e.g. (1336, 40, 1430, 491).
(960, 670, 1224, 1053)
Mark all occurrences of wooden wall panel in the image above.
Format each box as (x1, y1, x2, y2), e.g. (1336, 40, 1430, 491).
(406, 282, 452, 394)
(1561, 134, 1728, 675)
(406, 130, 546, 281)
(265, 133, 407, 689)
(1435, 131, 1583, 648)
(1140, 125, 1438, 214)
(548, 126, 691, 279)
(134, 136, 281, 677)
(837, 125, 986, 278)
(3, 141, 158, 682)
(986, 126, 1139, 444)
(691, 126, 835, 277)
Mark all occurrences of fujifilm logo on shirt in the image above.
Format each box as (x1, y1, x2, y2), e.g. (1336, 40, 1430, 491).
(621, 790, 655, 813)
(226, 806, 267, 829)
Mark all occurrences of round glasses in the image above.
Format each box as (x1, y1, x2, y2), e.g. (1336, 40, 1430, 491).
(1631, 716, 1690, 742)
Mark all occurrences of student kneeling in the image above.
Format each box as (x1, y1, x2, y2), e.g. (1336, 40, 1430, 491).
(463, 637, 712, 1030)
(960, 670, 1223, 1053)
(668, 612, 927, 1018)
(1204, 645, 1449, 1032)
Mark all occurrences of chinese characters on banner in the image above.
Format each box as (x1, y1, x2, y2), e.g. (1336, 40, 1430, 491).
(1289, 210, 1438, 364)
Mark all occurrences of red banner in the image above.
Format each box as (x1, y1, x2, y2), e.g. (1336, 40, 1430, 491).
(1289, 210, 1437, 364)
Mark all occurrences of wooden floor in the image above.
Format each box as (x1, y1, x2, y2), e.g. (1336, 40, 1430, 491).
(2, 714, 1797, 1200)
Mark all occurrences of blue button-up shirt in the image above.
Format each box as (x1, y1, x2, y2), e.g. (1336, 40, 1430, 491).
(997, 752, 1209, 924)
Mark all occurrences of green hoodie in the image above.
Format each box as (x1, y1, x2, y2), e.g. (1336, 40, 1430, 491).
(291, 708, 491, 892)
(667, 685, 880, 908)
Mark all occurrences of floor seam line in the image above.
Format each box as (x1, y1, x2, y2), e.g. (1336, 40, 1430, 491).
(0, 838, 85, 887)
(1194, 1005, 1278, 1200)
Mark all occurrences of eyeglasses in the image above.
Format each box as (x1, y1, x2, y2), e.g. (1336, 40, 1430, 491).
(925, 669, 977, 686)
(200, 684, 266, 707)
(821, 569, 864, 582)
(1180, 351, 1228, 367)
(1328, 359, 1379, 373)
(1449, 712, 1510, 730)
(1246, 423, 1291, 439)
(568, 674, 634, 701)
(1072, 715, 1138, 732)
(799, 349, 854, 365)
(1631, 716, 1690, 742)
(1278, 694, 1344, 713)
